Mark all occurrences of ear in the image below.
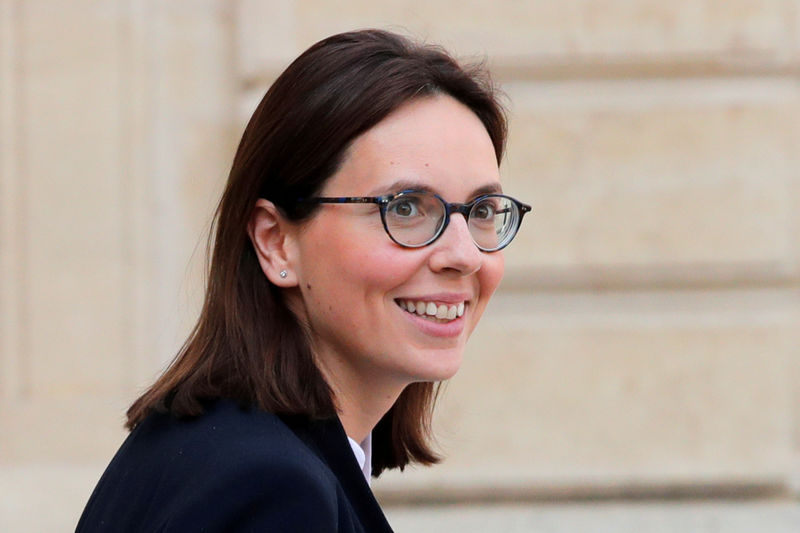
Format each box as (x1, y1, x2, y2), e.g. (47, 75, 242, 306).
(247, 198, 299, 287)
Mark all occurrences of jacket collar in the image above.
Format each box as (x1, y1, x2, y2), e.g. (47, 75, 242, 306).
(280, 414, 394, 533)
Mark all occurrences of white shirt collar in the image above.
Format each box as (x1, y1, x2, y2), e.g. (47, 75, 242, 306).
(347, 433, 372, 485)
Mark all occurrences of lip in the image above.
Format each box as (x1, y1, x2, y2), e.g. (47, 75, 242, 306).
(395, 299, 468, 338)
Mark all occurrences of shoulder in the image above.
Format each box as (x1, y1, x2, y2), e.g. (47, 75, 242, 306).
(135, 399, 305, 458)
(133, 399, 336, 489)
(78, 400, 343, 532)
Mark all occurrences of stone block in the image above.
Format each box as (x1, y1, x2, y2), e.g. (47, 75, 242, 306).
(19, 1, 128, 395)
(0, 394, 130, 463)
(500, 78, 800, 278)
(3, 1, 237, 397)
(236, 0, 297, 78)
(290, 0, 797, 61)
(375, 289, 799, 493)
(0, 463, 107, 532)
(383, 502, 800, 533)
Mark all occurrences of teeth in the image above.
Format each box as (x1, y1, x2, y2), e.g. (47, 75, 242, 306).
(396, 299, 467, 322)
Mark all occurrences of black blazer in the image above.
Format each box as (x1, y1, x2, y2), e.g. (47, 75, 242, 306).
(76, 400, 394, 532)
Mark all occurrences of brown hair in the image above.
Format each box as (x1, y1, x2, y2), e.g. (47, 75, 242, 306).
(126, 29, 507, 476)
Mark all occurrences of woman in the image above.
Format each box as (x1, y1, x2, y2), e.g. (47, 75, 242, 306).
(77, 29, 530, 532)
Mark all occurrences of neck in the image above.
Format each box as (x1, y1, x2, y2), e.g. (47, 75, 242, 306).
(313, 347, 407, 443)
(335, 382, 404, 443)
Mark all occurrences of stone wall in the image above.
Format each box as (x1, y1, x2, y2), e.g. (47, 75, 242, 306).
(1, 1, 798, 530)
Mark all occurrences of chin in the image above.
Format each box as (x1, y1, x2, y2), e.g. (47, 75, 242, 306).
(410, 350, 464, 383)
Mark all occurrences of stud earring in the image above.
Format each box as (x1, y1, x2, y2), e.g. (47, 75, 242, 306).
(279, 270, 288, 279)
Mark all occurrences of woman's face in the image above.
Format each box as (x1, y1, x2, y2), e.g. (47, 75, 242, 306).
(286, 95, 504, 394)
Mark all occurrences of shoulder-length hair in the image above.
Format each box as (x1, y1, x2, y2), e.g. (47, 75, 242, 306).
(126, 29, 507, 476)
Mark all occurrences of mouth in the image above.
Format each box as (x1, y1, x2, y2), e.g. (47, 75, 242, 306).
(394, 298, 466, 323)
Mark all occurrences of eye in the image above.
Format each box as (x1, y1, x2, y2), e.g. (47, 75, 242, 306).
(472, 199, 497, 220)
(388, 197, 422, 217)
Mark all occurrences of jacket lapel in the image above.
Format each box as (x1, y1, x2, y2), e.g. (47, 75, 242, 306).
(281, 414, 394, 532)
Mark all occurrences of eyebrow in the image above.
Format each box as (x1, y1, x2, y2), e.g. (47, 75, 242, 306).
(369, 179, 503, 199)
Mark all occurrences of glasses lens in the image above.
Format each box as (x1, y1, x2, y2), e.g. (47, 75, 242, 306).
(384, 192, 445, 247)
(469, 195, 519, 251)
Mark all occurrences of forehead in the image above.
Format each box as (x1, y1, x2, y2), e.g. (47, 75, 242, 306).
(323, 95, 501, 200)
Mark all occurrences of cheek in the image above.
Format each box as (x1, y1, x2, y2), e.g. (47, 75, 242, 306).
(481, 253, 505, 297)
(300, 223, 423, 306)
(472, 254, 505, 322)
(356, 247, 423, 289)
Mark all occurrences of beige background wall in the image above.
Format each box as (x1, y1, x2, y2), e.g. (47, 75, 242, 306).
(1, 1, 799, 531)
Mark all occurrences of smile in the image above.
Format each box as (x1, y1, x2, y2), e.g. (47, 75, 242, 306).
(395, 299, 466, 322)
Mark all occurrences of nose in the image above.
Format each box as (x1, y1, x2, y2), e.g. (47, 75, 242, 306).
(427, 213, 483, 275)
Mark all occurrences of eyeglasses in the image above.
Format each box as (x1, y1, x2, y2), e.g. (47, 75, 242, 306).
(297, 190, 531, 252)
